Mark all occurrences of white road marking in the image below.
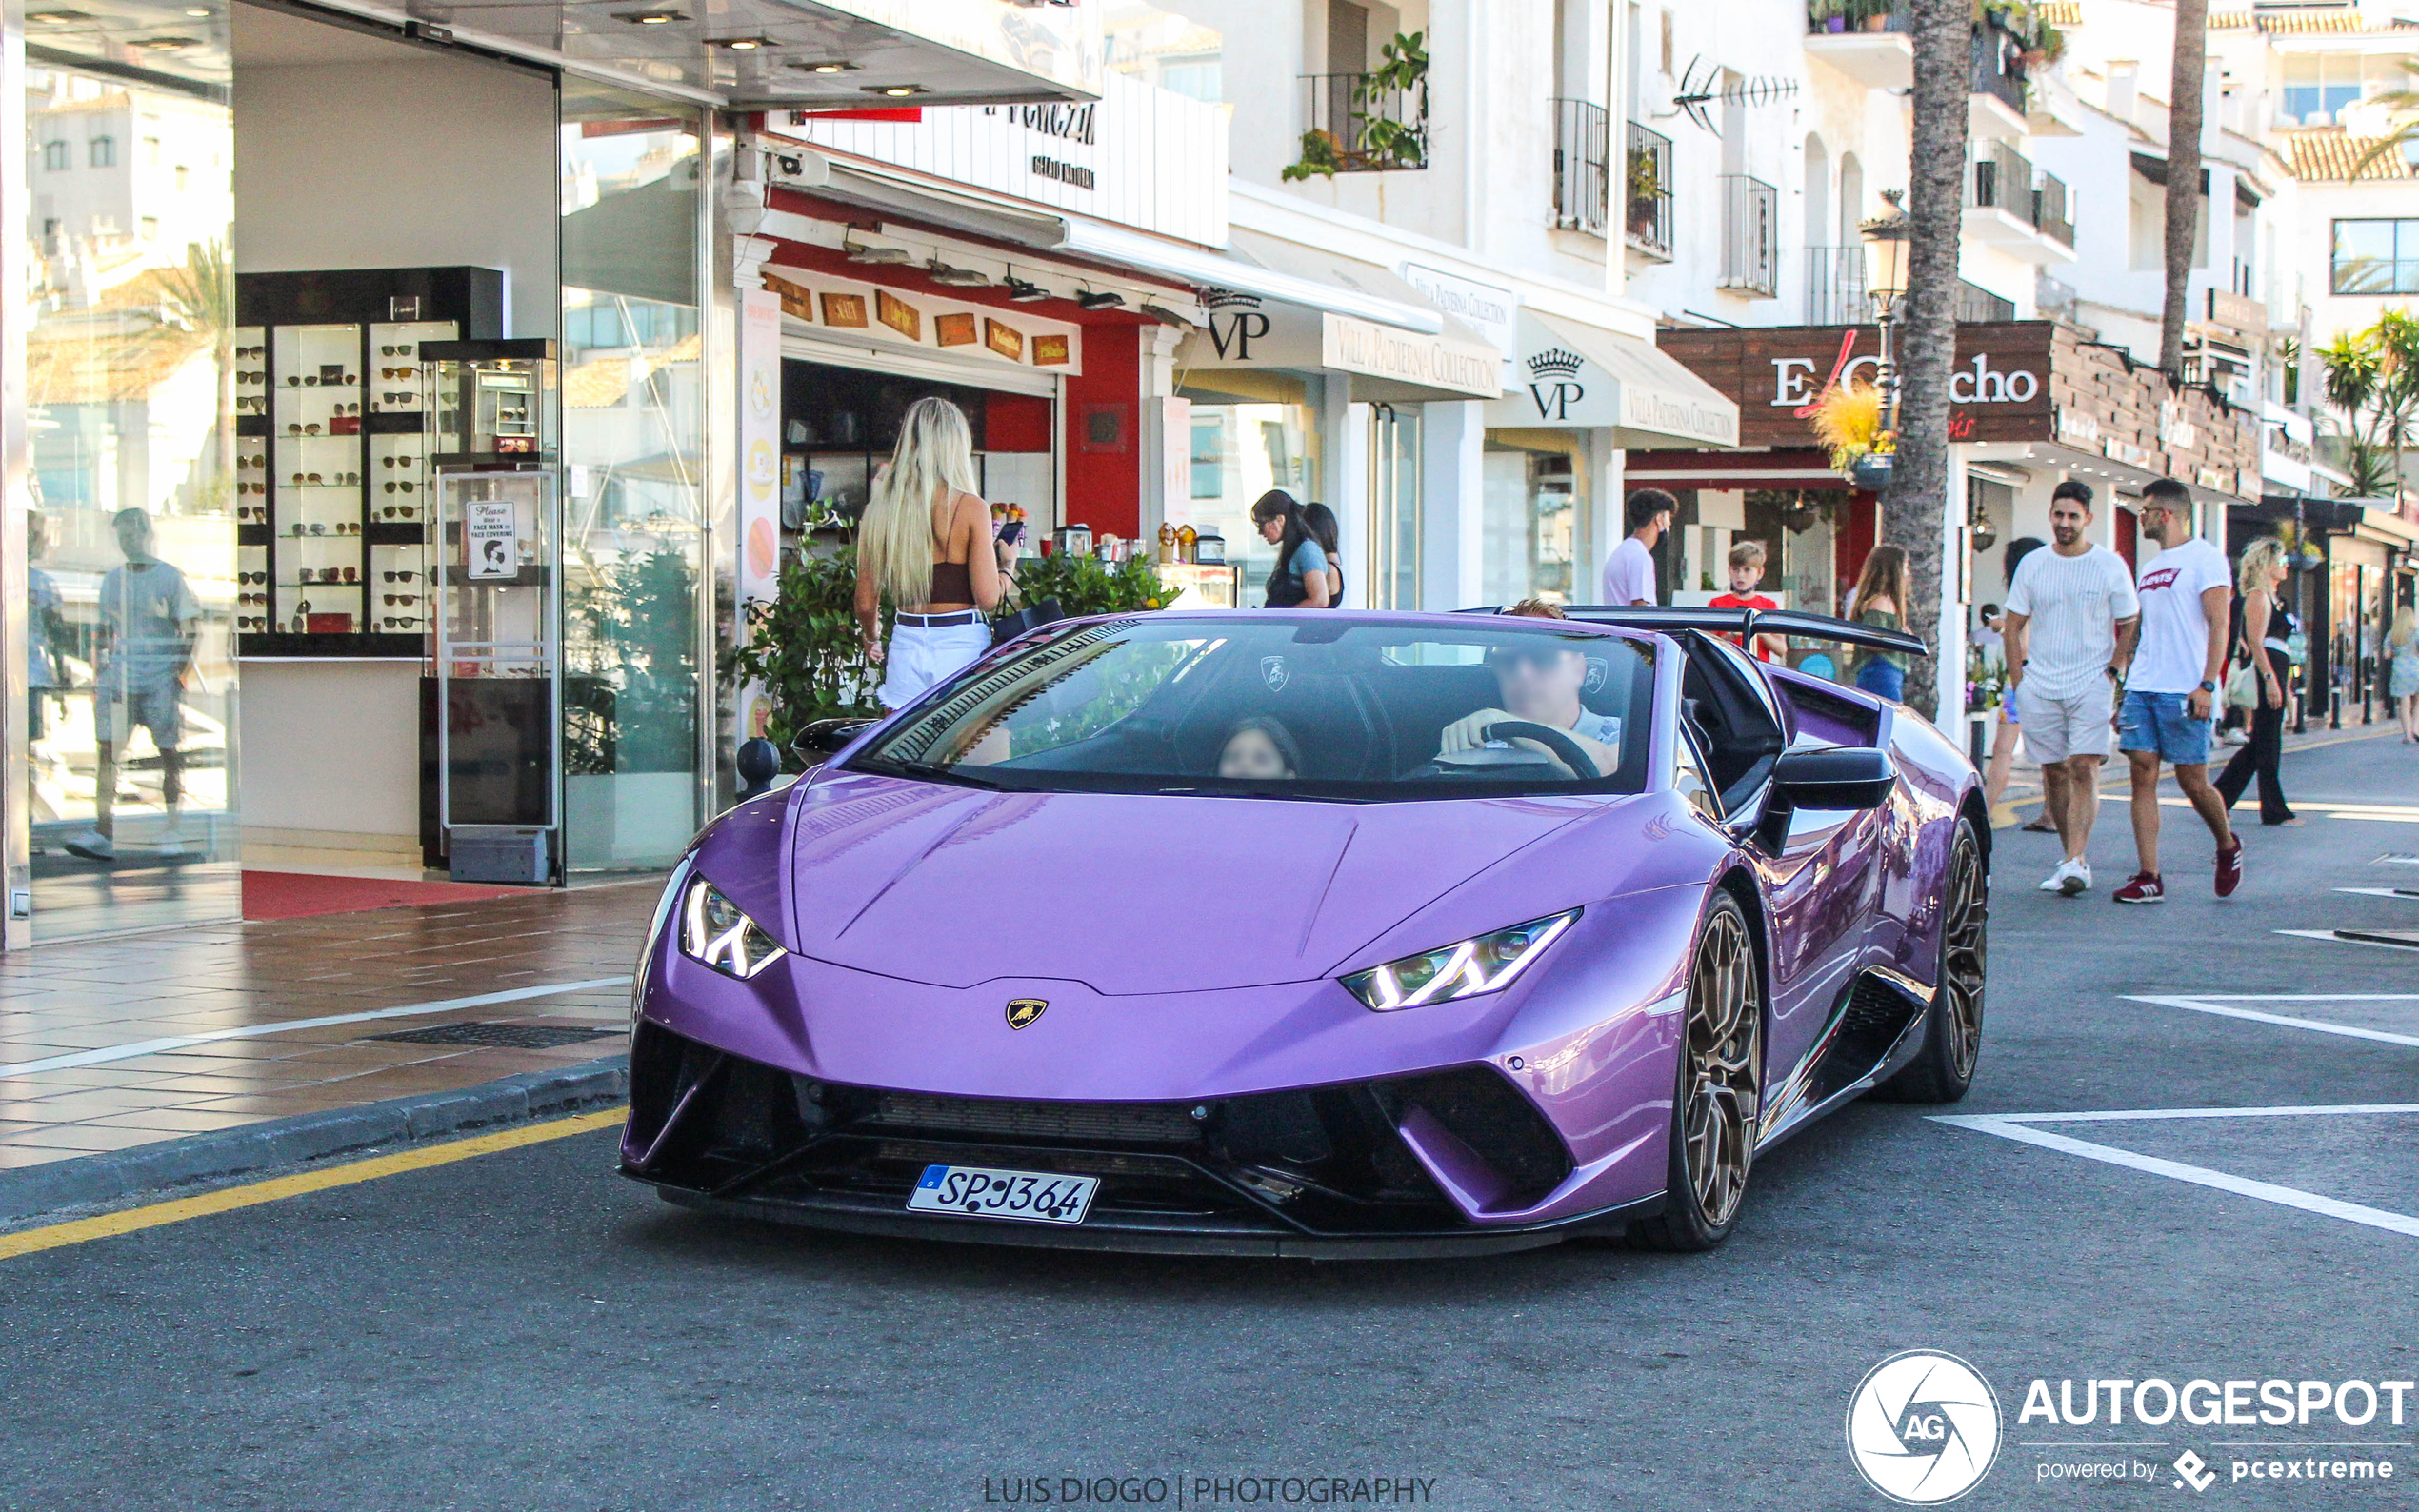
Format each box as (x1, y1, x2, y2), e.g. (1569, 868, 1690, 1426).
(2274, 929, 2419, 952)
(2126, 993, 2419, 1048)
(2157, 798, 2419, 822)
(2334, 887, 2419, 899)
(0, 977, 634, 1079)
(1932, 1110, 2419, 1240)
(1985, 1103, 2419, 1124)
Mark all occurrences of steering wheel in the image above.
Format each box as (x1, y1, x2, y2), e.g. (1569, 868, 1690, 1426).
(1426, 720, 1602, 782)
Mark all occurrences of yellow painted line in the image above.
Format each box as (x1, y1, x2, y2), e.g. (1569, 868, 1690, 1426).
(0, 1107, 626, 1262)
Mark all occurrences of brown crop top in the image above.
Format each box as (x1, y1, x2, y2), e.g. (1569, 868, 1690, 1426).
(928, 559, 974, 605)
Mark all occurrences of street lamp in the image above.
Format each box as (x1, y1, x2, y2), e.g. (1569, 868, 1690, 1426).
(1859, 189, 1912, 436)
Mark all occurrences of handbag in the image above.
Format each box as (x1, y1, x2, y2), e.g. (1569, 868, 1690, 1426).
(2223, 658, 2258, 712)
(990, 595, 1064, 647)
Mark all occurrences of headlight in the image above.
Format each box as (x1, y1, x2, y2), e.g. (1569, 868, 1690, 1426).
(1341, 909, 1579, 1011)
(679, 876, 787, 980)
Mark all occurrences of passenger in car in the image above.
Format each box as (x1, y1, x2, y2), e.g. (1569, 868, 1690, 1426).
(1437, 625, 1622, 777)
(1216, 717, 1302, 780)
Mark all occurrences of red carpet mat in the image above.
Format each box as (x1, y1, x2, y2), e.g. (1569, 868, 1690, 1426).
(242, 869, 535, 921)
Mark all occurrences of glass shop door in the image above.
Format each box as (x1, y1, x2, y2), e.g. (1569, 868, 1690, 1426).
(433, 468, 558, 883)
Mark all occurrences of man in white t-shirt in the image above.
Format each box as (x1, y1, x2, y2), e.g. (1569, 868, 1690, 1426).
(2003, 480, 2140, 896)
(2112, 478, 2242, 903)
(1599, 490, 1671, 606)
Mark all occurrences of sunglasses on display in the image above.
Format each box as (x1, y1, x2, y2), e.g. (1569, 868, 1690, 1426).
(380, 368, 419, 380)
(238, 571, 266, 585)
(379, 393, 418, 405)
(380, 617, 422, 629)
(382, 569, 419, 583)
(237, 370, 266, 385)
(237, 591, 265, 606)
(286, 423, 322, 436)
(380, 345, 413, 357)
(382, 593, 419, 606)
(384, 481, 415, 494)
(237, 506, 264, 522)
(381, 455, 417, 468)
(235, 346, 264, 360)
(379, 506, 419, 520)
(236, 397, 265, 413)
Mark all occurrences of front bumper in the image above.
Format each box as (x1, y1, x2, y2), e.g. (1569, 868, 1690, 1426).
(618, 1022, 1658, 1258)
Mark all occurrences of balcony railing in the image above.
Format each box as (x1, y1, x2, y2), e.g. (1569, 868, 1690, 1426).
(1625, 120, 1672, 259)
(1551, 98, 1612, 237)
(1954, 280, 2017, 323)
(1718, 174, 1779, 296)
(1971, 14, 2029, 116)
(2032, 170, 2073, 248)
(1806, 0, 1909, 34)
(1969, 139, 2034, 217)
(1806, 245, 1868, 326)
(1298, 71, 1429, 173)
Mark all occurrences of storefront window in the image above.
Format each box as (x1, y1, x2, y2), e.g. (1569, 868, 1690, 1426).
(1480, 438, 1580, 607)
(15, 11, 239, 940)
(559, 84, 706, 870)
(1369, 405, 1421, 608)
(1179, 401, 1317, 607)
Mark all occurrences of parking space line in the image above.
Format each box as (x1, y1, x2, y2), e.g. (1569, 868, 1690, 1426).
(0, 976, 635, 1079)
(2274, 929, 2419, 952)
(2126, 994, 2419, 1048)
(1988, 1103, 2419, 1124)
(0, 1108, 627, 1262)
(1932, 1111, 2419, 1240)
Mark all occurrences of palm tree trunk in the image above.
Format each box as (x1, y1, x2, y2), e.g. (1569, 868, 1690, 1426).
(2160, 0, 2209, 376)
(1877, 0, 1969, 721)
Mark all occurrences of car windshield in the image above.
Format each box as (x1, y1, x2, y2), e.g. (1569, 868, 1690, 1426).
(848, 615, 1659, 800)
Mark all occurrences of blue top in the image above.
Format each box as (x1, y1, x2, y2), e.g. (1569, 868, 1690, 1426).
(1289, 540, 1328, 582)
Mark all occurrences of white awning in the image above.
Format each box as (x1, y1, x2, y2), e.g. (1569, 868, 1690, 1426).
(1485, 310, 1740, 448)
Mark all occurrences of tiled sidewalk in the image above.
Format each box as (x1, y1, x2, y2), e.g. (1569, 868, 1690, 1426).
(0, 880, 663, 1170)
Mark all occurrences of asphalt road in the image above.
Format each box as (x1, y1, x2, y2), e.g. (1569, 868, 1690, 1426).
(4, 730, 2416, 1512)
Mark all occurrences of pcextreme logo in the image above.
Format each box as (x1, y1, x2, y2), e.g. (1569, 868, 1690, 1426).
(1847, 1351, 2005, 1505)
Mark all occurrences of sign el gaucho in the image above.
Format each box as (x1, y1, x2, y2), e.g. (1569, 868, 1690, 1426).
(1653, 321, 2258, 493)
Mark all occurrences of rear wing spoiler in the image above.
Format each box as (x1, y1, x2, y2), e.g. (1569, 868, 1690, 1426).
(1463, 604, 1931, 661)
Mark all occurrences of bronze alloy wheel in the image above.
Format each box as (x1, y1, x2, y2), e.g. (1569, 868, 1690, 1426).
(1938, 826, 1988, 1082)
(1681, 905, 1761, 1231)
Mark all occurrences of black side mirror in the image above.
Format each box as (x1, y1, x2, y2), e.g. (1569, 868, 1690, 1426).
(792, 717, 872, 763)
(1770, 746, 1897, 810)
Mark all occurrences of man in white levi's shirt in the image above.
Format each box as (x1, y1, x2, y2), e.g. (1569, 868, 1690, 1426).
(2110, 478, 2242, 904)
(2003, 481, 2140, 897)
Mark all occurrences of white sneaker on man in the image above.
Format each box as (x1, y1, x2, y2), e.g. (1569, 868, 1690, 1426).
(63, 828, 114, 862)
(2039, 857, 2091, 895)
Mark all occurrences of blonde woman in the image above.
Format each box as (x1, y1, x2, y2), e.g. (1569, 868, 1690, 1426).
(854, 397, 1006, 710)
(2214, 537, 2300, 826)
(2388, 604, 2419, 743)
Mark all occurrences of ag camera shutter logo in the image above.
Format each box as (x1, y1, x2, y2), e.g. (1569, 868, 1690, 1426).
(1846, 1350, 2004, 1504)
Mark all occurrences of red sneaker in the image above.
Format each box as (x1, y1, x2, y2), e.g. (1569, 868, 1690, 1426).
(2215, 838, 2244, 898)
(2113, 872, 2166, 904)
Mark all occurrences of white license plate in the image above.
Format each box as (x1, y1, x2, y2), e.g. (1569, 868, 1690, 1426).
(906, 1164, 1099, 1225)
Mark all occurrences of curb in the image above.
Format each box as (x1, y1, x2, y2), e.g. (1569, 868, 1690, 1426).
(0, 1057, 630, 1224)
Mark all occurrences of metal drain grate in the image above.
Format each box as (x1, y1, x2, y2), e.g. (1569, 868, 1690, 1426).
(370, 1021, 620, 1049)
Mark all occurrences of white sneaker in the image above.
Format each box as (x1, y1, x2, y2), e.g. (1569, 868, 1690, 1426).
(2060, 859, 2092, 896)
(2037, 859, 2073, 892)
(153, 836, 188, 858)
(63, 828, 114, 862)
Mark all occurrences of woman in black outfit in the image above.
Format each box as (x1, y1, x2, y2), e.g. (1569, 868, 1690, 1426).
(2215, 536, 2301, 826)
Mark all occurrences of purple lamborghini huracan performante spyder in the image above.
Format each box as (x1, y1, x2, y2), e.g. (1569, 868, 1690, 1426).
(621, 606, 1988, 1257)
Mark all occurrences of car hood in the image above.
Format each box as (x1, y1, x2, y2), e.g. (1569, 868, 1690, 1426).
(782, 773, 1612, 995)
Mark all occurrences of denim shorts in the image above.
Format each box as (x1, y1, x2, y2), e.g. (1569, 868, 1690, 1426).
(2117, 688, 2212, 766)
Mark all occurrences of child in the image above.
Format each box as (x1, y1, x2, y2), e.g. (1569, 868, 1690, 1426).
(1707, 540, 1787, 662)
(1216, 717, 1301, 780)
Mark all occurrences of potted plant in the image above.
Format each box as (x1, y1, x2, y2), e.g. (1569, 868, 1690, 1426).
(1626, 147, 1665, 239)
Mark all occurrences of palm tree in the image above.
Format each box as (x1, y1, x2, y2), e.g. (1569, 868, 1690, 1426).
(2317, 313, 2419, 497)
(1875, 0, 1969, 721)
(151, 240, 237, 511)
(2159, 0, 2209, 376)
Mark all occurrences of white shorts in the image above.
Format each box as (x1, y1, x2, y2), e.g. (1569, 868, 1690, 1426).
(2013, 680, 2113, 765)
(878, 619, 991, 710)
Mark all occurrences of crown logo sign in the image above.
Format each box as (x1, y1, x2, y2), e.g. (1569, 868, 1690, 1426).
(1202, 288, 1265, 310)
(1528, 348, 1584, 378)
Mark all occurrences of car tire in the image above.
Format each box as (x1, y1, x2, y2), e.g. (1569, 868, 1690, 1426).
(1630, 892, 1763, 1253)
(1873, 816, 1988, 1104)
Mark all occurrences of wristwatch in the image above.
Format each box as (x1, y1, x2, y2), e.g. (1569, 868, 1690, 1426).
(2198, 679, 2218, 693)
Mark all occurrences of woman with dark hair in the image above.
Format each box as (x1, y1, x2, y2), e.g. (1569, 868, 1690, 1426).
(1216, 716, 1303, 780)
(1250, 490, 1331, 607)
(1984, 536, 2047, 821)
(1845, 544, 1912, 702)
(1301, 502, 1346, 607)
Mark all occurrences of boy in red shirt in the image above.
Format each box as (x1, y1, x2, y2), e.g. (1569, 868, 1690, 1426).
(1708, 539, 1787, 662)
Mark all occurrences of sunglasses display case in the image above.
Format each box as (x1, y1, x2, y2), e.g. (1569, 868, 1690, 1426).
(232, 267, 505, 658)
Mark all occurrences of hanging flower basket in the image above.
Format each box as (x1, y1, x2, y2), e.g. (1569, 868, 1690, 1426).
(1849, 453, 1895, 491)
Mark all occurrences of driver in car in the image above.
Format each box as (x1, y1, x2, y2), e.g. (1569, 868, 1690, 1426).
(1437, 639, 1622, 778)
